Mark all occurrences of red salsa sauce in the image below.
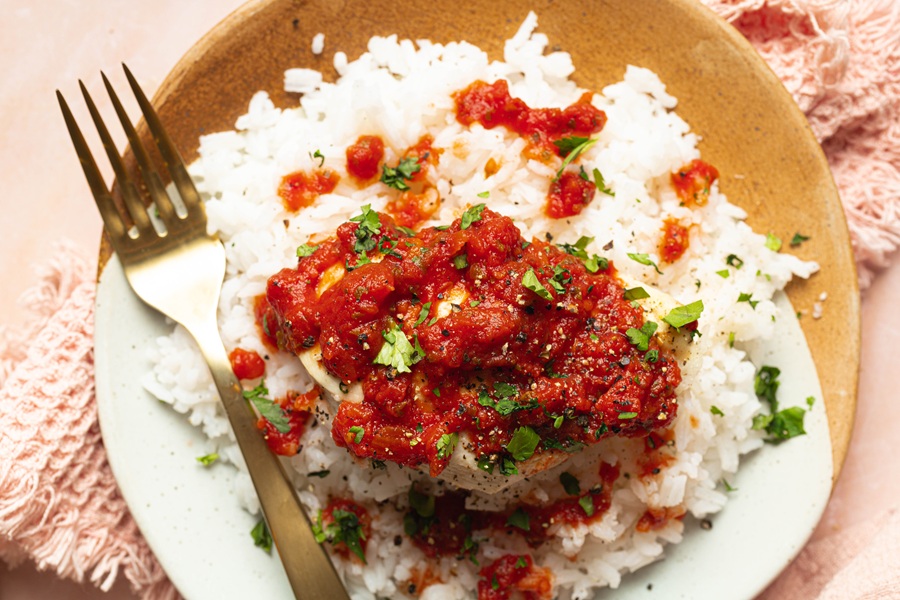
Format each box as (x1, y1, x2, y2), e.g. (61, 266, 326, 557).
(454, 79, 606, 159)
(671, 159, 719, 207)
(546, 170, 597, 218)
(659, 218, 690, 264)
(478, 554, 553, 600)
(405, 461, 620, 559)
(383, 135, 442, 229)
(256, 388, 317, 456)
(265, 207, 680, 476)
(278, 168, 340, 211)
(228, 347, 266, 380)
(317, 497, 372, 562)
(346, 135, 385, 181)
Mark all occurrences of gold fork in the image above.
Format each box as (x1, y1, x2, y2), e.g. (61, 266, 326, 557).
(57, 64, 349, 600)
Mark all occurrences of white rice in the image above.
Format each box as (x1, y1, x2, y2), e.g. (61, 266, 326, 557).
(144, 13, 818, 599)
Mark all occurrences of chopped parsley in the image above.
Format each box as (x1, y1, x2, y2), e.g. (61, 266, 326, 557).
(461, 203, 487, 230)
(348, 204, 382, 253)
(624, 286, 650, 301)
(408, 486, 435, 518)
(477, 191, 490, 198)
(617, 411, 638, 420)
(478, 387, 536, 416)
(553, 136, 599, 180)
(349, 426, 365, 444)
(716, 269, 729, 278)
(243, 381, 290, 433)
(578, 495, 595, 516)
(477, 455, 495, 473)
(436, 433, 458, 459)
(592, 168, 614, 196)
(626, 321, 658, 352)
(522, 268, 553, 300)
(737, 292, 759, 309)
(558, 236, 608, 272)
(662, 300, 704, 329)
(506, 508, 530, 531)
(312, 508, 367, 563)
(765, 233, 783, 252)
(806, 396, 816, 409)
(515, 556, 528, 569)
(311, 149, 325, 167)
(307, 469, 330, 478)
(414, 302, 432, 327)
(196, 452, 219, 466)
(627, 252, 663, 274)
(505, 426, 540, 461)
(251, 518, 273, 553)
(373, 325, 424, 373)
(790, 233, 810, 247)
(751, 365, 807, 443)
(296, 243, 319, 257)
(453, 253, 469, 269)
(726, 254, 744, 268)
(722, 479, 737, 492)
(560, 472, 581, 495)
(755, 366, 780, 406)
(380, 157, 421, 191)
(710, 406, 724, 416)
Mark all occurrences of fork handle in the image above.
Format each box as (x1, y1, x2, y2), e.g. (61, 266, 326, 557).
(188, 318, 351, 600)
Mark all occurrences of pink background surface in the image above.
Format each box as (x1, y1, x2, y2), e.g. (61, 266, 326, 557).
(1, 2, 897, 598)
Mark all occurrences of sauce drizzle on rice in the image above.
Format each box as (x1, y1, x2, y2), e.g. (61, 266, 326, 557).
(264, 208, 681, 476)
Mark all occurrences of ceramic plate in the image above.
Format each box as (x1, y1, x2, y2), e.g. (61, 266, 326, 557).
(94, 0, 858, 598)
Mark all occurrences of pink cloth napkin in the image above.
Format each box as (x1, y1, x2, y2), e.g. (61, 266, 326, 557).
(1, 1, 898, 598)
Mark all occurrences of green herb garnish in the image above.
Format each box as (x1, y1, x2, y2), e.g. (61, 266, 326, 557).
(414, 302, 432, 327)
(592, 168, 614, 196)
(196, 453, 219, 467)
(505, 426, 540, 461)
(627, 252, 663, 274)
(560, 472, 581, 495)
(243, 381, 290, 433)
(578, 495, 595, 516)
(522, 268, 553, 300)
(626, 321, 658, 352)
(553, 136, 599, 180)
(506, 508, 530, 531)
(380, 157, 421, 191)
(349, 426, 365, 444)
(460, 203, 486, 230)
(251, 519, 273, 553)
(662, 300, 704, 329)
(790, 233, 810, 247)
(373, 325, 425, 373)
(312, 508, 368, 563)
(348, 204, 382, 253)
(296, 243, 319, 257)
(765, 233, 783, 252)
(436, 433, 459, 459)
(624, 286, 650, 301)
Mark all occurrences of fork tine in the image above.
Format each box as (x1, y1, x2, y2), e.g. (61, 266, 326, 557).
(57, 89, 128, 244)
(102, 71, 179, 228)
(123, 64, 204, 218)
(79, 80, 155, 237)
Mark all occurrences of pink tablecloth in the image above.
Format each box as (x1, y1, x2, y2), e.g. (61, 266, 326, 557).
(1, 1, 898, 598)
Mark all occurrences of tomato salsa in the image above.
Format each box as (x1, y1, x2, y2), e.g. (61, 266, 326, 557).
(264, 207, 680, 476)
(454, 79, 606, 158)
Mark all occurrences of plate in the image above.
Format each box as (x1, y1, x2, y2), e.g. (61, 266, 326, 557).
(94, 0, 859, 598)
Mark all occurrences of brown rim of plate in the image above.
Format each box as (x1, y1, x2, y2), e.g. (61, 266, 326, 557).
(98, 0, 859, 482)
